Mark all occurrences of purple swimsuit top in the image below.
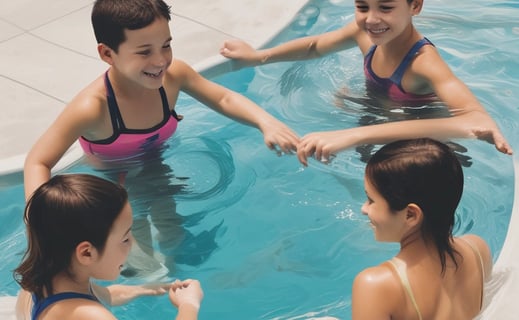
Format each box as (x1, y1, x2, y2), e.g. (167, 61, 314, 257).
(79, 72, 180, 161)
(364, 38, 437, 105)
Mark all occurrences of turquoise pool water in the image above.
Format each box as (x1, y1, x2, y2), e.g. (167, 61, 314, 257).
(1, 0, 518, 318)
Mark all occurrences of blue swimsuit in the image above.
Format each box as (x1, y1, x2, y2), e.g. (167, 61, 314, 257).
(32, 292, 99, 320)
(364, 38, 437, 106)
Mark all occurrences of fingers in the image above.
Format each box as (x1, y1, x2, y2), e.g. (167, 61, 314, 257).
(169, 279, 204, 310)
(265, 131, 300, 155)
(495, 139, 513, 155)
(297, 138, 336, 166)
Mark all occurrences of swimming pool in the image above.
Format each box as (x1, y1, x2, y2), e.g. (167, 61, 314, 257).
(1, 0, 518, 318)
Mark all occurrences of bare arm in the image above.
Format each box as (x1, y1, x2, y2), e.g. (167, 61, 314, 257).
(23, 90, 105, 200)
(297, 111, 499, 166)
(91, 282, 170, 306)
(412, 46, 512, 154)
(220, 21, 364, 69)
(297, 45, 512, 165)
(168, 59, 300, 153)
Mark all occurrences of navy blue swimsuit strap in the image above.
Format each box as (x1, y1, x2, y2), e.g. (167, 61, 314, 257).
(104, 71, 126, 132)
(390, 37, 433, 87)
(158, 86, 180, 121)
(32, 292, 98, 320)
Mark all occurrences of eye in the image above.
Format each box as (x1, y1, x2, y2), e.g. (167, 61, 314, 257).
(136, 50, 151, 56)
(380, 5, 394, 12)
(162, 42, 171, 49)
(355, 5, 369, 12)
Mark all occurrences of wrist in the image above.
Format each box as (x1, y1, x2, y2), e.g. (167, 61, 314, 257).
(178, 298, 200, 310)
(257, 49, 271, 64)
(176, 303, 199, 320)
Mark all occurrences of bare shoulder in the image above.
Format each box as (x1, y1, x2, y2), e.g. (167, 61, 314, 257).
(53, 299, 116, 320)
(410, 44, 453, 80)
(352, 262, 400, 318)
(353, 263, 399, 293)
(165, 58, 195, 79)
(65, 75, 108, 124)
(457, 234, 493, 279)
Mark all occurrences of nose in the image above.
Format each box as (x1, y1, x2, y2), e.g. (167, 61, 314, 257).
(153, 52, 169, 67)
(366, 10, 380, 24)
(361, 201, 369, 216)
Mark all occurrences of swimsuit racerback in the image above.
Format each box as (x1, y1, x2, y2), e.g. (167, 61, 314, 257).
(364, 38, 437, 105)
(79, 71, 180, 161)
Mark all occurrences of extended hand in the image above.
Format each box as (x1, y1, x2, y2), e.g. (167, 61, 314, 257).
(262, 121, 300, 155)
(474, 127, 513, 155)
(169, 279, 204, 310)
(220, 39, 261, 68)
(297, 130, 351, 166)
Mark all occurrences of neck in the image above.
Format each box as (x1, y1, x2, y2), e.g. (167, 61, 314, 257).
(400, 227, 423, 251)
(379, 25, 421, 58)
(108, 68, 155, 99)
(51, 271, 92, 296)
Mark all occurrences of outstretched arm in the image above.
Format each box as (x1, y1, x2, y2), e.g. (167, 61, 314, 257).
(92, 282, 171, 306)
(220, 21, 363, 69)
(297, 45, 512, 166)
(413, 46, 512, 155)
(297, 111, 507, 166)
(169, 59, 300, 153)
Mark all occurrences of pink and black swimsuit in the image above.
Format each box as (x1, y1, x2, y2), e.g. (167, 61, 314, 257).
(79, 72, 180, 161)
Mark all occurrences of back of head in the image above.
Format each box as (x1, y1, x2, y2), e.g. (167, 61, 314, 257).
(365, 138, 464, 272)
(91, 0, 171, 52)
(14, 174, 128, 298)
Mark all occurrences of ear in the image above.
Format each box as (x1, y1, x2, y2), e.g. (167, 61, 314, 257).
(404, 203, 423, 228)
(410, 0, 423, 15)
(75, 241, 98, 265)
(97, 43, 114, 65)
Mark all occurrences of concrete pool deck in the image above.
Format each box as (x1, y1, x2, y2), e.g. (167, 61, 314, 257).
(0, 0, 517, 319)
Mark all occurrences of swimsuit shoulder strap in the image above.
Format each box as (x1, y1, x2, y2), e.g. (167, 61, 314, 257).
(458, 237, 485, 309)
(32, 292, 98, 320)
(387, 258, 423, 320)
(158, 87, 180, 121)
(104, 71, 126, 131)
(363, 44, 377, 69)
(390, 38, 434, 90)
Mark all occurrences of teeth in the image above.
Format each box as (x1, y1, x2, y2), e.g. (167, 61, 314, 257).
(144, 70, 162, 77)
(370, 28, 388, 34)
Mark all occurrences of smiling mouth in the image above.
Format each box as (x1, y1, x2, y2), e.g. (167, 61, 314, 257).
(144, 69, 163, 78)
(368, 27, 389, 35)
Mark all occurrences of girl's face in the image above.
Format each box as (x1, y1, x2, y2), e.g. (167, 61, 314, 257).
(109, 17, 173, 89)
(92, 201, 134, 280)
(354, 0, 419, 46)
(361, 177, 407, 242)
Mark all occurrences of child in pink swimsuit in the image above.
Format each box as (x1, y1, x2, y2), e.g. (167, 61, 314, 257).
(24, 0, 300, 275)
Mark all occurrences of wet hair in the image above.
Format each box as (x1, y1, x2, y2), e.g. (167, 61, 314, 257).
(14, 174, 128, 299)
(365, 138, 463, 274)
(91, 0, 171, 52)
